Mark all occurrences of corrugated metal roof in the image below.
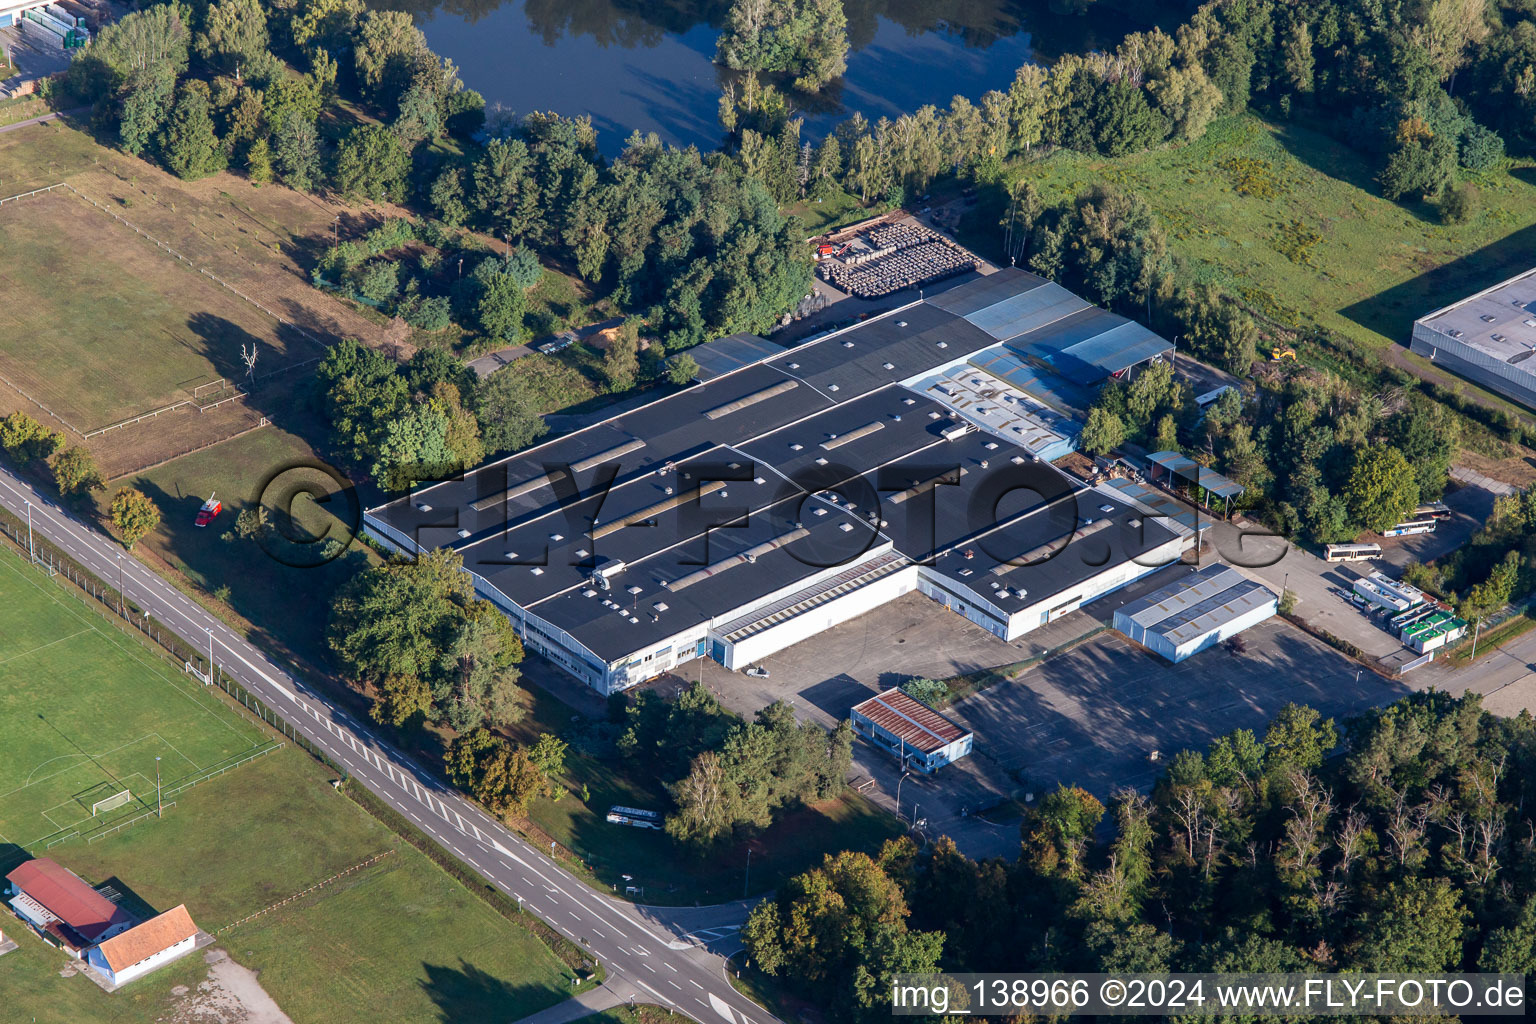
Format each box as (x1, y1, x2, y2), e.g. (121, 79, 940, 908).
(1147, 451, 1246, 500)
(1117, 565, 1276, 645)
(850, 688, 969, 754)
(5, 859, 130, 942)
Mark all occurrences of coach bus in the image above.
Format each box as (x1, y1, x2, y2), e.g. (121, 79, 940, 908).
(1411, 501, 1453, 521)
(1383, 518, 1438, 538)
(606, 805, 663, 830)
(1324, 542, 1383, 562)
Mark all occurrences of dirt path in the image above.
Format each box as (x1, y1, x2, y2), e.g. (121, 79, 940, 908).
(165, 949, 293, 1024)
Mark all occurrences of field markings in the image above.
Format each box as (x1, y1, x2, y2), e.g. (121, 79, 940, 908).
(0, 553, 264, 753)
(0, 626, 93, 665)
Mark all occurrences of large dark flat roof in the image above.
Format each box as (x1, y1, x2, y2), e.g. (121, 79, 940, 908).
(371, 273, 1179, 662)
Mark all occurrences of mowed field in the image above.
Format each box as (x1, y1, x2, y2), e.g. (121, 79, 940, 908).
(0, 552, 270, 849)
(2, 747, 576, 1024)
(0, 189, 306, 432)
(979, 114, 1536, 360)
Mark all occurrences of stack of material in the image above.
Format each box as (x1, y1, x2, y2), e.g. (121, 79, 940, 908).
(819, 236, 980, 298)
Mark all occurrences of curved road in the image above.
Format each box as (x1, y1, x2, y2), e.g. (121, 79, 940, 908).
(0, 468, 772, 1024)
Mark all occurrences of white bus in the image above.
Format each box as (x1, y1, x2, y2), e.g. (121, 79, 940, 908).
(606, 805, 663, 830)
(1383, 518, 1438, 538)
(1324, 542, 1383, 562)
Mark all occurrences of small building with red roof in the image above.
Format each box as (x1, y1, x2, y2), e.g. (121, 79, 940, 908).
(850, 687, 973, 773)
(86, 904, 201, 988)
(5, 858, 133, 956)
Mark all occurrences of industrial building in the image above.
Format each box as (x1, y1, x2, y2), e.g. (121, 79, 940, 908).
(1411, 267, 1536, 410)
(1112, 564, 1278, 663)
(367, 269, 1193, 694)
(850, 688, 974, 772)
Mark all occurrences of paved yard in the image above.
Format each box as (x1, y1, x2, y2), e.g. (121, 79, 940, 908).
(948, 619, 1405, 800)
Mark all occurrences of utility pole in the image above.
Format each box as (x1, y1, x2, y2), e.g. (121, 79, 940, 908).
(743, 847, 752, 900)
(206, 627, 214, 684)
(24, 499, 32, 562)
(896, 770, 911, 822)
(117, 555, 124, 616)
(1471, 616, 1483, 660)
(156, 756, 162, 818)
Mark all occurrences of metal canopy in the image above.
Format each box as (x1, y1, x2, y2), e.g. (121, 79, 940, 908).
(1146, 450, 1244, 517)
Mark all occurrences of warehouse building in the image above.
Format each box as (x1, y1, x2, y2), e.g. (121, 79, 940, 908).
(1410, 268, 1536, 410)
(1113, 564, 1278, 663)
(367, 270, 1192, 693)
(850, 688, 974, 772)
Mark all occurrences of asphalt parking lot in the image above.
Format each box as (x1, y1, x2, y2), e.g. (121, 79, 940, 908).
(947, 618, 1408, 800)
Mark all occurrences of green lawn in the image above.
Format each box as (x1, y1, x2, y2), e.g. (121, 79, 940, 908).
(120, 410, 380, 670)
(970, 114, 1536, 359)
(1, 746, 575, 1023)
(786, 189, 874, 236)
(0, 552, 269, 850)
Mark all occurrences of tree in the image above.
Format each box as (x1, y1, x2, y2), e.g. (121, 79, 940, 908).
(716, 0, 849, 93)
(352, 10, 429, 98)
(899, 678, 949, 707)
(1357, 877, 1467, 971)
(273, 113, 321, 191)
(50, 447, 103, 502)
(445, 728, 551, 821)
(474, 368, 552, 455)
(603, 318, 641, 392)
(328, 547, 474, 705)
(1264, 703, 1337, 772)
(0, 412, 63, 465)
(667, 353, 699, 385)
(458, 256, 528, 342)
(1080, 405, 1127, 456)
(118, 68, 176, 156)
(109, 487, 160, 548)
(666, 750, 742, 847)
(159, 84, 228, 181)
(245, 136, 273, 184)
(333, 124, 410, 203)
(1344, 446, 1421, 533)
(1022, 784, 1104, 880)
(1149, 64, 1223, 141)
(195, 0, 268, 75)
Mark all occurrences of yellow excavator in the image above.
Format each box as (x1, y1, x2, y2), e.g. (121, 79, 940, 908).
(1270, 345, 1297, 362)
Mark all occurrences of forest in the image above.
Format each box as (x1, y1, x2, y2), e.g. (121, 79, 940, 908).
(745, 693, 1536, 1021)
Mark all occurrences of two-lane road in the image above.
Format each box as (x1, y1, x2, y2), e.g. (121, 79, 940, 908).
(0, 469, 772, 1024)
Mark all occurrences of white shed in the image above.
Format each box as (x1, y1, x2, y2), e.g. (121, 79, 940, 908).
(1113, 565, 1278, 663)
(86, 904, 199, 988)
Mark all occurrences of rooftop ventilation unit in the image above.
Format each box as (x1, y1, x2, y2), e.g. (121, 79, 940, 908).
(883, 362, 895, 370)
(843, 341, 856, 348)
(416, 502, 432, 512)
(457, 529, 471, 539)
(896, 321, 908, 327)
(530, 567, 544, 575)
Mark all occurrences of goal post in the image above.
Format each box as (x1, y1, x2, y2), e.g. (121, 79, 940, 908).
(91, 789, 131, 816)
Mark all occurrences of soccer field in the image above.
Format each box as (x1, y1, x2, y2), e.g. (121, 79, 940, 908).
(0, 552, 270, 850)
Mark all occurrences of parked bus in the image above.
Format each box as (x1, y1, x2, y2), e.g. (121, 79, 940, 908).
(606, 805, 663, 830)
(1324, 542, 1383, 562)
(1411, 501, 1453, 521)
(1383, 518, 1438, 538)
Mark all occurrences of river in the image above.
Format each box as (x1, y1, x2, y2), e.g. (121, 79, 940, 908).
(376, 0, 1152, 154)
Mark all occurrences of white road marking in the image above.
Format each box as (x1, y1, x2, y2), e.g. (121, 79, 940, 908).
(708, 992, 737, 1023)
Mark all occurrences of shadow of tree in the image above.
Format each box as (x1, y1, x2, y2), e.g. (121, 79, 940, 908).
(419, 958, 570, 1024)
(1337, 223, 1536, 351)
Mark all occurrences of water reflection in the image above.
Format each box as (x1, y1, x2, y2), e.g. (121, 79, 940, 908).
(371, 0, 1146, 153)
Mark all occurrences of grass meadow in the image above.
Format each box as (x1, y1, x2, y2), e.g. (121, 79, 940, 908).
(1, 746, 575, 1023)
(0, 189, 305, 431)
(968, 114, 1536, 361)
